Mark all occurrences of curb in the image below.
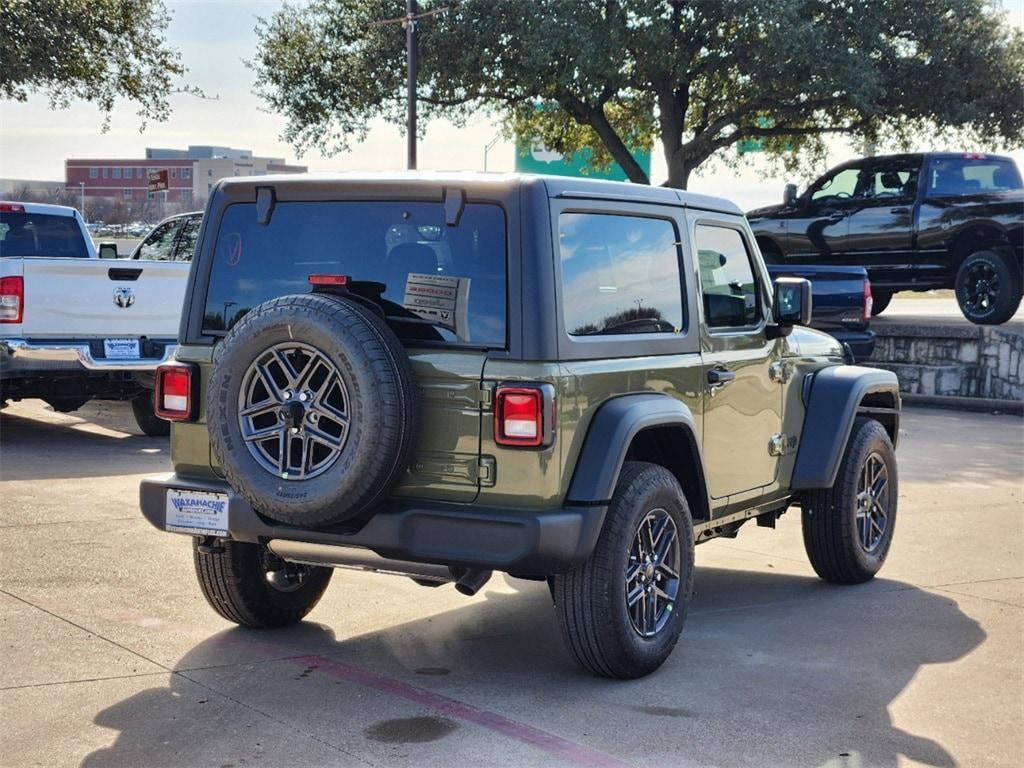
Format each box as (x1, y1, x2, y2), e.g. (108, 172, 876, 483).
(902, 392, 1024, 416)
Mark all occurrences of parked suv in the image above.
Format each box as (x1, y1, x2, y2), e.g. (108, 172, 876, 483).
(140, 173, 900, 678)
(748, 153, 1024, 324)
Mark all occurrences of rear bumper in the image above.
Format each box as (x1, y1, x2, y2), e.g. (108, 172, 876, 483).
(139, 474, 607, 577)
(829, 329, 876, 362)
(1, 338, 176, 379)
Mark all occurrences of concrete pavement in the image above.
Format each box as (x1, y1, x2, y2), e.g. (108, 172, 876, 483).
(1, 399, 1021, 767)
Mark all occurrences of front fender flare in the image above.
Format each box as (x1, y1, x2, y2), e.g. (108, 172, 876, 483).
(566, 393, 702, 504)
(791, 365, 900, 490)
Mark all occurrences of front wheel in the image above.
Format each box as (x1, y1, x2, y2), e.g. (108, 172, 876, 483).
(193, 539, 333, 628)
(802, 418, 897, 584)
(955, 249, 1022, 325)
(553, 462, 695, 679)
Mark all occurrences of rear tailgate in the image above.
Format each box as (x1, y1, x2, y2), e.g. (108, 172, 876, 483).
(767, 263, 869, 332)
(19, 258, 189, 338)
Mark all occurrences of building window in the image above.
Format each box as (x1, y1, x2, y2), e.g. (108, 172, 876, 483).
(112, 168, 121, 179)
(89, 167, 98, 179)
(102, 167, 109, 179)
(171, 168, 177, 179)
(137, 168, 145, 179)
(181, 168, 191, 179)
(124, 167, 132, 178)
(123, 188, 132, 199)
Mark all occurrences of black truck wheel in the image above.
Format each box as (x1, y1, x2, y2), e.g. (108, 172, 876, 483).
(553, 462, 695, 679)
(870, 289, 893, 316)
(193, 539, 332, 627)
(207, 293, 418, 527)
(802, 418, 897, 584)
(131, 390, 170, 436)
(955, 249, 1023, 325)
(44, 397, 89, 413)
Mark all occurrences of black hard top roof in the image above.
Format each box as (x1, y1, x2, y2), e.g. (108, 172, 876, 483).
(214, 171, 744, 216)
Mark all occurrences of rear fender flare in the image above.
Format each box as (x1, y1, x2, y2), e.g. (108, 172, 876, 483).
(566, 394, 707, 508)
(791, 365, 901, 490)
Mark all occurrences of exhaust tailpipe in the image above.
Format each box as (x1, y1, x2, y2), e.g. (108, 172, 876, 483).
(453, 568, 492, 596)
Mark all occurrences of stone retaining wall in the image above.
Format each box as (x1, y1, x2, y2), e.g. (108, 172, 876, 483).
(867, 322, 1023, 401)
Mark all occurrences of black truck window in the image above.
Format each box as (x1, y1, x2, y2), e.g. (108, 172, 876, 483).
(204, 201, 507, 347)
(928, 157, 1023, 195)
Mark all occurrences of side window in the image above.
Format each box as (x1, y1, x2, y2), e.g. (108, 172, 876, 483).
(928, 157, 1023, 195)
(864, 163, 919, 200)
(558, 213, 684, 336)
(695, 224, 761, 329)
(172, 216, 201, 262)
(810, 167, 860, 202)
(135, 220, 182, 261)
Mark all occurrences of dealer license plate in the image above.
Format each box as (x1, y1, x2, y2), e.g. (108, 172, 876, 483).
(104, 338, 140, 359)
(166, 489, 229, 536)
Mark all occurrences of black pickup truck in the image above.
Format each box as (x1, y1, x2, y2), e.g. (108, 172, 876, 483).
(748, 153, 1024, 324)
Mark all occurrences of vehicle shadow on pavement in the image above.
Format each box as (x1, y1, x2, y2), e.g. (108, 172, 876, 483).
(81, 567, 985, 768)
(0, 405, 168, 481)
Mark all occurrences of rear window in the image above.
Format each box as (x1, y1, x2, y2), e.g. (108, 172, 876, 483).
(927, 157, 1022, 195)
(0, 212, 89, 258)
(203, 201, 506, 346)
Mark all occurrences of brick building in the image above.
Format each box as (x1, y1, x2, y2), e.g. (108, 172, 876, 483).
(65, 145, 307, 204)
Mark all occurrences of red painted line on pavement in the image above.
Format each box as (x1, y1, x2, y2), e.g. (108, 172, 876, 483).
(289, 653, 634, 768)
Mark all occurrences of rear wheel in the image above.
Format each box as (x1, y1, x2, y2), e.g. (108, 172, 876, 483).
(193, 539, 333, 628)
(131, 390, 170, 436)
(870, 289, 893, 316)
(955, 249, 1023, 325)
(553, 462, 694, 678)
(802, 418, 897, 584)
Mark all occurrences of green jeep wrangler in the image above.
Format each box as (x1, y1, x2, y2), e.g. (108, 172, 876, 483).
(140, 173, 900, 679)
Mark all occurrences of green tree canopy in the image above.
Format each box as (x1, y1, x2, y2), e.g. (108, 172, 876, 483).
(0, 0, 189, 128)
(253, 0, 1024, 188)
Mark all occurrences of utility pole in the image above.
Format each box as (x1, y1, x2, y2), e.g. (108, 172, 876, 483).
(79, 182, 85, 219)
(406, 0, 417, 170)
(370, 4, 448, 171)
(483, 133, 501, 172)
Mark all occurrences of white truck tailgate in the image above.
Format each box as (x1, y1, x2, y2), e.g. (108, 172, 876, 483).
(18, 258, 190, 338)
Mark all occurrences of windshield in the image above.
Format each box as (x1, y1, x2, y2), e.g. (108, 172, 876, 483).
(203, 201, 507, 346)
(0, 212, 90, 258)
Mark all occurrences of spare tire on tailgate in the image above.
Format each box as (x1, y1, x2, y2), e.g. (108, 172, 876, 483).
(207, 292, 418, 527)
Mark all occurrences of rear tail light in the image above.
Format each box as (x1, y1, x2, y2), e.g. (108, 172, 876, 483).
(0, 276, 23, 323)
(154, 363, 196, 421)
(863, 279, 873, 322)
(0, 203, 25, 213)
(494, 384, 553, 448)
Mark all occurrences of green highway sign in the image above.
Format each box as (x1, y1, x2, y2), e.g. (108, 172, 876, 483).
(515, 141, 651, 181)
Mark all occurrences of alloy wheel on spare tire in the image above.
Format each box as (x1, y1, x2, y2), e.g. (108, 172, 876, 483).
(954, 249, 1023, 325)
(207, 293, 418, 527)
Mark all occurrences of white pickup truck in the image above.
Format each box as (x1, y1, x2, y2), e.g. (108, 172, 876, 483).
(0, 201, 191, 435)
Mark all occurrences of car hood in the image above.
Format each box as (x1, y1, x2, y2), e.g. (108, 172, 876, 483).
(746, 203, 788, 219)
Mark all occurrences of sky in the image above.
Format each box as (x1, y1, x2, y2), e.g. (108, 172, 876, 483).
(1, 0, 1022, 211)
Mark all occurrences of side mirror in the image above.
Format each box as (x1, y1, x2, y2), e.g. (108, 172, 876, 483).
(783, 183, 799, 207)
(97, 242, 119, 259)
(768, 277, 812, 338)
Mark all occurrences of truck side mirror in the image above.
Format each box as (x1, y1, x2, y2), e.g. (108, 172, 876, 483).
(97, 242, 119, 259)
(768, 277, 812, 338)
(783, 183, 799, 207)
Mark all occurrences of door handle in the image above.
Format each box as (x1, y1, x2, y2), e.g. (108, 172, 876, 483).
(827, 213, 845, 223)
(707, 369, 736, 386)
(889, 207, 910, 214)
